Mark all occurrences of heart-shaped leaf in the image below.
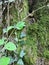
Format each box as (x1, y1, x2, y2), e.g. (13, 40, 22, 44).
(20, 50, 26, 58)
(7, 26, 14, 32)
(20, 32, 26, 38)
(3, 28, 7, 33)
(14, 37, 18, 42)
(5, 42, 16, 51)
(16, 21, 25, 30)
(17, 59, 24, 65)
(0, 39, 4, 46)
(0, 57, 10, 65)
(47, 3, 49, 8)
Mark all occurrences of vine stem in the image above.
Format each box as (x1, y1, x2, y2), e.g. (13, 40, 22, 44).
(6, 0, 10, 37)
(0, 3, 47, 53)
(22, 5, 46, 21)
(1, 29, 15, 52)
(3, 5, 46, 44)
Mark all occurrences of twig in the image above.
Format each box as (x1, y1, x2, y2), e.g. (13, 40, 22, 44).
(0, 4, 46, 53)
(7, 0, 10, 26)
(22, 5, 46, 21)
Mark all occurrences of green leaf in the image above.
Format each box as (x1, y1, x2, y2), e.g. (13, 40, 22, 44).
(3, 28, 7, 33)
(14, 37, 18, 42)
(5, 42, 16, 51)
(20, 50, 26, 58)
(7, 26, 14, 32)
(20, 32, 26, 38)
(0, 57, 10, 65)
(16, 21, 25, 30)
(17, 59, 24, 65)
(0, 39, 4, 46)
(47, 3, 49, 8)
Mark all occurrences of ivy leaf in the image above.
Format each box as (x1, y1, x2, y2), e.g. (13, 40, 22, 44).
(17, 59, 24, 65)
(16, 21, 25, 30)
(20, 50, 26, 58)
(0, 39, 4, 46)
(0, 57, 10, 65)
(9, 57, 17, 64)
(5, 42, 16, 51)
(7, 26, 14, 32)
(3, 28, 7, 33)
(20, 32, 26, 38)
(14, 37, 18, 42)
(47, 3, 49, 8)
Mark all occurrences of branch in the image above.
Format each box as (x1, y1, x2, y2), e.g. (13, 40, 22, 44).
(22, 5, 46, 21)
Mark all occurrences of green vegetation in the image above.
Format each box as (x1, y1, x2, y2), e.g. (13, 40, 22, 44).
(0, 0, 49, 65)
